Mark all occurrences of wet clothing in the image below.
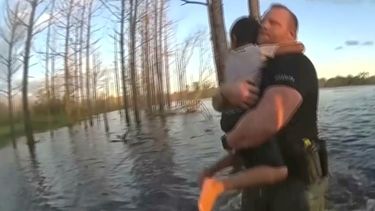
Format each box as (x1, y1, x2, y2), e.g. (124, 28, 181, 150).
(220, 53, 328, 211)
(241, 178, 309, 211)
(220, 109, 285, 170)
(224, 44, 279, 85)
(239, 53, 327, 211)
(220, 44, 286, 173)
(259, 53, 321, 183)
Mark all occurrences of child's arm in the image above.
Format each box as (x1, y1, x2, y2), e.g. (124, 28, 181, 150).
(276, 42, 305, 55)
(212, 81, 259, 111)
(221, 165, 288, 190)
(260, 42, 305, 61)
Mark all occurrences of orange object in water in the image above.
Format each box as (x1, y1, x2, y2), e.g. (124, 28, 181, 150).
(198, 178, 225, 211)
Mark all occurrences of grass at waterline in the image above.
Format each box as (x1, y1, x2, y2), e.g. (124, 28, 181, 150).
(0, 114, 69, 148)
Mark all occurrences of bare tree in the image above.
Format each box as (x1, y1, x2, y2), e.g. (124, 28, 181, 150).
(175, 32, 200, 105)
(158, 0, 165, 112)
(73, 14, 81, 120)
(22, 0, 45, 148)
(85, 0, 94, 126)
(0, 1, 26, 148)
(141, 0, 152, 113)
(77, 0, 88, 128)
(60, 0, 75, 125)
(120, 0, 131, 124)
(112, 32, 122, 113)
(196, 31, 214, 95)
(163, 11, 171, 109)
(129, 0, 140, 123)
(92, 52, 99, 116)
(153, 0, 164, 112)
(44, 0, 56, 134)
(50, 30, 57, 106)
(103, 69, 110, 133)
(248, 0, 260, 21)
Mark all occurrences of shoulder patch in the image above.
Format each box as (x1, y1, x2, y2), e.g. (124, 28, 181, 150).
(274, 74, 296, 83)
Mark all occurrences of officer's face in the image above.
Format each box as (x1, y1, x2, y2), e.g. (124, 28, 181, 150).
(258, 8, 295, 44)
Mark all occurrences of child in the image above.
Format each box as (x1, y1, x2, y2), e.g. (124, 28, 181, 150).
(198, 17, 305, 211)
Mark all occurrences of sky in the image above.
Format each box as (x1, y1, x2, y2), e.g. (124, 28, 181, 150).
(1, 0, 375, 96)
(169, 0, 375, 79)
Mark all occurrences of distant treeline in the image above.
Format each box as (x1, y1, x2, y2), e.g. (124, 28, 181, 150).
(170, 87, 216, 102)
(319, 72, 375, 87)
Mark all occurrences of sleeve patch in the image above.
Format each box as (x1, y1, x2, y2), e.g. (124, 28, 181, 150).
(274, 74, 296, 83)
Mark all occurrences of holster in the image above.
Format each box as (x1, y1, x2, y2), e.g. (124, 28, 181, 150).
(303, 138, 328, 184)
(318, 139, 329, 177)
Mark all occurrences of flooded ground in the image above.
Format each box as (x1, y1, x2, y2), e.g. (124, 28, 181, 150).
(0, 86, 374, 211)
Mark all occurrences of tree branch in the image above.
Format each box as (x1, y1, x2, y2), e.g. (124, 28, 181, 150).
(98, 0, 120, 20)
(180, 0, 208, 6)
(0, 90, 8, 95)
(0, 55, 7, 63)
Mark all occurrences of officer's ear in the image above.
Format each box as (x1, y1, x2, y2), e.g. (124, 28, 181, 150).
(231, 34, 238, 49)
(289, 30, 296, 40)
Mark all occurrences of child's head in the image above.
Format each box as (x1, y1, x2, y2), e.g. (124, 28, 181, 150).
(230, 16, 260, 49)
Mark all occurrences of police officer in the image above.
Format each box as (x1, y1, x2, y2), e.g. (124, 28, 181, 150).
(216, 4, 328, 211)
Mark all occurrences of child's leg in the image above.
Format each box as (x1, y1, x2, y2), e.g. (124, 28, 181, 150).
(226, 150, 243, 174)
(198, 178, 225, 211)
(221, 165, 288, 191)
(198, 165, 288, 211)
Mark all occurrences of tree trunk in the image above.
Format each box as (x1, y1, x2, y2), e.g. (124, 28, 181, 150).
(129, 0, 140, 123)
(144, 0, 152, 113)
(103, 74, 110, 132)
(92, 54, 98, 116)
(51, 33, 56, 105)
(73, 23, 80, 121)
(49, 28, 56, 137)
(120, 0, 131, 124)
(7, 82, 16, 148)
(86, 0, 94, 126)
(150, 54, 156, 111)
(50, 33, 56, 137)
(157, 0, 165, 112)
(4, 5, 18, 148)
(113, 33, 122, 114)
(163, 10, 171, 109)
(153, 0, 162, 112)
(22, 0, 38, 148)
(79, 1, 87, 128)
(207, 0, 227, 84)
(63, 0, 74, 126)
(248, 0, 260, 21)
(45, 0, 55, 135)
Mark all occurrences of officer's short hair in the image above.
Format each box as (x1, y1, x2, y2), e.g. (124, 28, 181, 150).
(268, 3, 299, 34)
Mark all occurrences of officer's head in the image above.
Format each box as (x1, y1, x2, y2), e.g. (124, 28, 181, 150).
(258, 4, 298, 44)
(230, 16, 260, 49)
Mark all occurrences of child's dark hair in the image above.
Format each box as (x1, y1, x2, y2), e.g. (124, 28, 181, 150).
(230, 16, 260, 47)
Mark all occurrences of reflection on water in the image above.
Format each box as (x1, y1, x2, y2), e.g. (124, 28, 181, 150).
(0, 86, 374, 211)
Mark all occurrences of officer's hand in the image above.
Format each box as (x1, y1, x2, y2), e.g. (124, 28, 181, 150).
(221, 80, 259, 109)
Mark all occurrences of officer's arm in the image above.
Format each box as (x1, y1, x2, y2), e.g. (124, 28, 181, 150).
(227, 86, 302, 149)
(221, 165, 288, 190)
